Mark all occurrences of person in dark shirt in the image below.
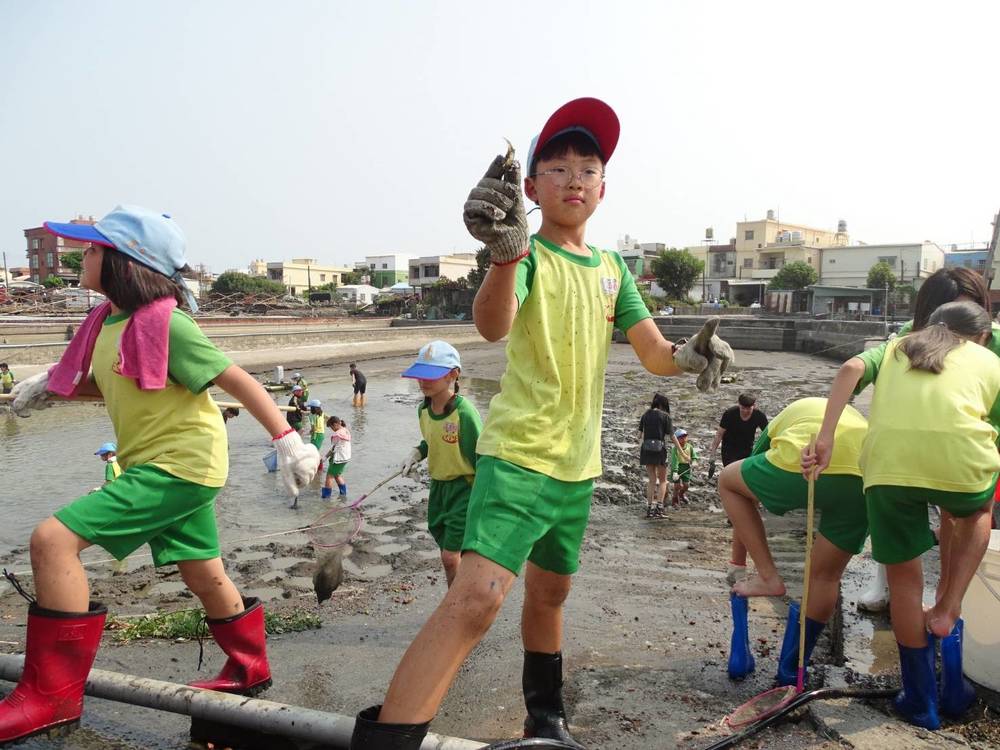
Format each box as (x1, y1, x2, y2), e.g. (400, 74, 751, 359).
(638, 393, 676, 518)
(710, 393, 768, 581)
(350, 362, 367, 407)
(286, 384, 307, 433)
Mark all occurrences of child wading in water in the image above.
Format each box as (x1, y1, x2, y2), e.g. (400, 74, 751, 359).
(323, 416, 351, 499)
(804, 300, 1000, 729)
(399, 340, 482, 586)
(349, 98, 721, 748)
(3, 206, 319, 745)
(95, 442, 122, 485)
(670, 428, 697, 507)
(306, 398, 325, 471)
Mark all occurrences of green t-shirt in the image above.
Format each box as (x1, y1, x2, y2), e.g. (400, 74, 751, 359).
(752, 397, 867, 476)
(861, 339, 1000, 492)
(93, 309, 232, 487)
(670, 442, 698, 471)
(104, 458, 122, 482)
(417, 395, 482, 482)
(475, 234, 651, 481)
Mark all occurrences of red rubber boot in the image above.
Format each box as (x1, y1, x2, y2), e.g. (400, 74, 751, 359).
(189, 597, 272, 696)
(0, 601, 107, 744)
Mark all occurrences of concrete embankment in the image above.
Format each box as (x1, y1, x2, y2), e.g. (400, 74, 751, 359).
(615, 315, 888, 360)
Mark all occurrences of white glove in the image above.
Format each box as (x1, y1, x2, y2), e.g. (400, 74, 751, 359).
(273, 431, 320, 498)
(10, 371, 52, 416)
(400, 447, 423, 479)
(672, 472, 680, 482)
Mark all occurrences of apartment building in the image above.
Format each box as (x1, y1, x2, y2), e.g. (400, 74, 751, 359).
(23, 215, 95, 284)
(408, 253, 477, 291)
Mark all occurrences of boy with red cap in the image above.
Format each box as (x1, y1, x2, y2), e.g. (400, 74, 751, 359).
(350, 99, 725, 748)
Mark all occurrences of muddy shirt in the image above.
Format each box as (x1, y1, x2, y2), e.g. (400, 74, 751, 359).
(417, 395, 482, 482)
(93, 309, 231, 487)
(475, 234, 651, 482)
(862, 339, 1000, 492)
(754, 397, 866, 476)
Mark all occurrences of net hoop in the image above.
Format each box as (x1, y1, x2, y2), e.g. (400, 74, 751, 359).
(723, 685, 799, 730)
(307, 505, 364, 549)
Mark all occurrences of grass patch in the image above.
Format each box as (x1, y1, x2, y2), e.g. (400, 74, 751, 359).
(107, 608, 321, 643)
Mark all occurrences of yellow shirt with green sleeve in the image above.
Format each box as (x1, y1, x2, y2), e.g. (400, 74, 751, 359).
(105, 458, 122, 482)
(861, 339, 1000, 492)
(855, 321, 1000, 394)
(475, 234, 652, 482)
(417, 395, 483, 482)
(753, 397, 867, 476)
(310, 412, 325, 438)
(0, 370, 13, 389)
(92, 309, 231, 488)
(670, 443, 698, 472)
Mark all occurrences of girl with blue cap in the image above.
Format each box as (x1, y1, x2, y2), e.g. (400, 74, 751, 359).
(399, 340, 483, 586)
(3, 205, 319, 745)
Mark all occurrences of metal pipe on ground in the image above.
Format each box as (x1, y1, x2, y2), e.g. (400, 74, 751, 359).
(0, 654, 485, 750)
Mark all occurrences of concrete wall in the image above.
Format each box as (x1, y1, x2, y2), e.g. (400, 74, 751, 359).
(613, 316, 886, 360)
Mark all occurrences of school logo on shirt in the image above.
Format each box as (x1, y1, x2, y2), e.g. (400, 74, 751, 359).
(442, 422, 459, 444)
(601, 276, 619, 322)
(112, 352, 123, 375)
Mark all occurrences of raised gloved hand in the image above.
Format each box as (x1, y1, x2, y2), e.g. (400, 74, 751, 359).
(10, 371, 52, 416)
(273, 430, 320, 499)
(673, 317, 734, 392)
(463, 145, 529, 265)
(400, 447, 423, 479)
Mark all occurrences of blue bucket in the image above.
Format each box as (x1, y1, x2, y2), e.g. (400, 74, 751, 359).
(262, 449, 278, 473)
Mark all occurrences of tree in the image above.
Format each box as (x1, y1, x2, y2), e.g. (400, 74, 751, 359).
(768, 261, 817, 290)
(61, 251, 83, 273)
(43, 275, 65, 288)
(464, 247, 491, 290)
(340, 271, 363, 285)
(867, 261, 897, 291)
(651, 249, 704, 301)
(211, 271, 285, 296)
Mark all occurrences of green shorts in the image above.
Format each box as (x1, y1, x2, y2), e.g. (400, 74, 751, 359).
(327, 461, 348, 477)
(740, 454, 868, 554)
(311, 433, 325, 451)
(55, 464, 221, 567)
(866, 483, 996, 564)
(462, 456, 593, 576)
(428, 477, 473, 552)
(676, 464, 692, 483)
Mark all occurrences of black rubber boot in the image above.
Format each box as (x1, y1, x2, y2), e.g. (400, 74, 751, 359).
(523, 651, 586, 749)
(349, 705, 429, 749)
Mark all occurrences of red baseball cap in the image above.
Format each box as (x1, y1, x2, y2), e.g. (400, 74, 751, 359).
(526, 97, 620, 175)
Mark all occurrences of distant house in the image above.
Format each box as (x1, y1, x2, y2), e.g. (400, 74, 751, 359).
(337, 284, 382, 306)
(408, 253, 477, 292)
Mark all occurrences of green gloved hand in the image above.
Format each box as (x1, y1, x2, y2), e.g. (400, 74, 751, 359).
(463, 148, 529, 265)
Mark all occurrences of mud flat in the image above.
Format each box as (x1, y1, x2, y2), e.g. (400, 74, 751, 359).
(0, 342, 996, 748)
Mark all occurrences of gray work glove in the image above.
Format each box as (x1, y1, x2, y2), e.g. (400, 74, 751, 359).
(463, 150, 529, 265)
(673, 317, 735, 392)
(400, 447, 423, 479)
(10, 371, 52, 416)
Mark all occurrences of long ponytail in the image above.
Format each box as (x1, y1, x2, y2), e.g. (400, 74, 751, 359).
(896, 300, 992, 373)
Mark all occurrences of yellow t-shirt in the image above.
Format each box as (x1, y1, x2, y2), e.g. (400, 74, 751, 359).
(0, 371, 13, 389)
(861, 338, 1000, 492)
(759, 397, 866, 475)
(92, 309, 231, 487)
(418, 395, 482, 482)
(475, 234, 651, 482)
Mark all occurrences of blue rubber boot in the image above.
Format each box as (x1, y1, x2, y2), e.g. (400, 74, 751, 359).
(339, 483, 348, 496)
(775, 602, 826, 687)
(320, 487, 332, 500)
(940, 619, 976, 718)
(728, 593, 755, 680)
(894, 639, 941, 730)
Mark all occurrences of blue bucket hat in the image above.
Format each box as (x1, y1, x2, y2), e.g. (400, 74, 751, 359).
(402, 340, 461, 380)
(43, 205, 199, 312)
(95, 442, 117, 455)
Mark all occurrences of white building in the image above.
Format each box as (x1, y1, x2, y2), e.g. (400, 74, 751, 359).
(337, 284, 382, 306)
(408, 253, 477, 290)
(819, 242, 945, 288)
(364, 254, 414, 288)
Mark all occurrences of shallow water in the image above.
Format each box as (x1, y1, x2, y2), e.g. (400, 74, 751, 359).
(0, 373, 498, 564)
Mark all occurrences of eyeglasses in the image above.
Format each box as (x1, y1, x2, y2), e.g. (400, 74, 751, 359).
(532, 166, 605, 189)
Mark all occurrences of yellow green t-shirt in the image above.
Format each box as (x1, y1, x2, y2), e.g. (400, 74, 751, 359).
(861, 339, 1000, 492)
(475, 234, 652, 482)
(310, 412, 325, 438)
(92, 309, 232, 488)
(417, 395, 482, 482)
(753, 397, 867, 476)
(0, 370, 13, 389)
(104, 458, 122, 482)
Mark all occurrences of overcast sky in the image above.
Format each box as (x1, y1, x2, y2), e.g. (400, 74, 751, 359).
(2, 1, 997, 273)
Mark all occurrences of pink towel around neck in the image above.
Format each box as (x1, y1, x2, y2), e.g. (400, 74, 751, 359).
(48, 297, 176, 396)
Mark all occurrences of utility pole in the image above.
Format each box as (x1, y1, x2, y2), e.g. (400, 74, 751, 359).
(884, 282, 889, 336)
(2, 252, 9, 289)
(984, 210, 1000, 292)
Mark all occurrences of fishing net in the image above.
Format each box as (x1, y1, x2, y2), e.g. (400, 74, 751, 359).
(724, 685, 799, 730)
(307, 504, 364, 549)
